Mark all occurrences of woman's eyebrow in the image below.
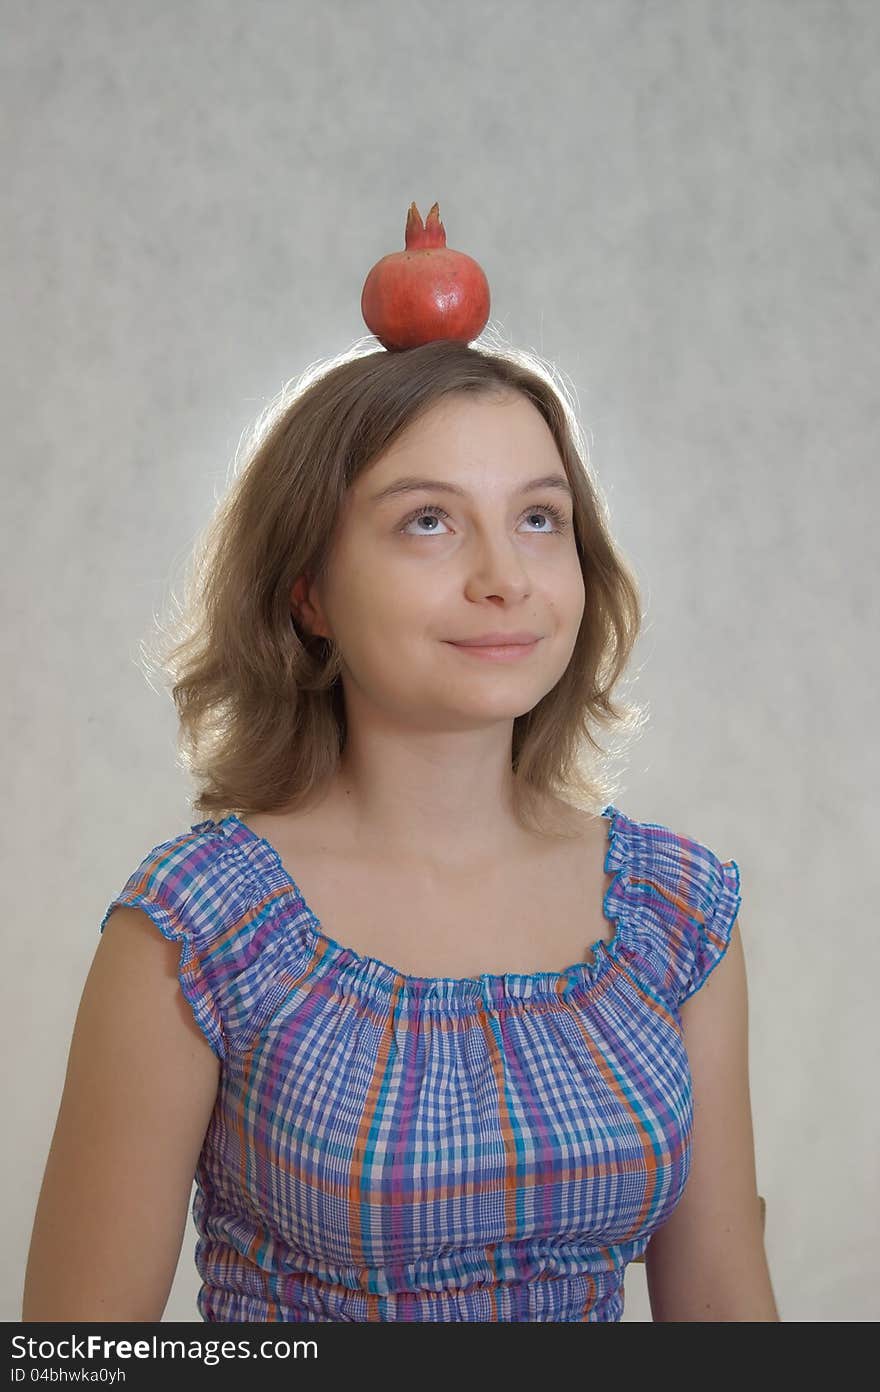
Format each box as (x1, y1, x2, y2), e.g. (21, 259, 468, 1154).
(369, 473, 573, 505)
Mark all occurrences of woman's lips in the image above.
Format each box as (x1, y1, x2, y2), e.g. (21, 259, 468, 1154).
(446, 639, 541, 661)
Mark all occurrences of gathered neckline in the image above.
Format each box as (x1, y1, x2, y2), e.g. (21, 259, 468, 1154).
(213, 804, 631, 1005)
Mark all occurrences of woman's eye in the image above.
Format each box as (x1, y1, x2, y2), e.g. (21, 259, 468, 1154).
(399, 503, 569, 537)
(399, 507, 453, 536)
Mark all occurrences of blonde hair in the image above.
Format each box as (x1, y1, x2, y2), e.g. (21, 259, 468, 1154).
(144, 334, 649, 840)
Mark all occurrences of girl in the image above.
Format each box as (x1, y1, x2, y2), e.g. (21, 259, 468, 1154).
(23, 339, 778, 1322)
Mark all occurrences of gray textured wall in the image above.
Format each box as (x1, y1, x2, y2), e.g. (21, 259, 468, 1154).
(4, 1, 877, 1323)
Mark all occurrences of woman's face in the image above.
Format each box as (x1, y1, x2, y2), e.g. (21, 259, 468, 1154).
(293, 392, 586, 732)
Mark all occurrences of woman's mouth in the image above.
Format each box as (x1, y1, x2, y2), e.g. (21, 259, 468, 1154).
(446, 639, 541, 662)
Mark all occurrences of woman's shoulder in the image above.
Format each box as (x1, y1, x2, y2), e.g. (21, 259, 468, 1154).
(601, 802, 744, 1011)
(98, 811, 317, 1061)
(100, 816, 244, 913)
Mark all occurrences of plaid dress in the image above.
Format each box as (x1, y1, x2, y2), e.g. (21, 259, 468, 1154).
(100, 804, 741, 1322)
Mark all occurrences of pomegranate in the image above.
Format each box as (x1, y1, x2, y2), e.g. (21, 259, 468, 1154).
(360, 201, 490, 351)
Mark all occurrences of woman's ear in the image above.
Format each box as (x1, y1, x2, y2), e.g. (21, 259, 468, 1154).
(290, 572, 328, 640)
(290, 573, 310, 614)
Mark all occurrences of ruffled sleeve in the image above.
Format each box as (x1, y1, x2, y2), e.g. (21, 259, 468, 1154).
(603, 808, 743, 1012)
(99, 821, 255, 1062)
(676, 852, 742, 1005)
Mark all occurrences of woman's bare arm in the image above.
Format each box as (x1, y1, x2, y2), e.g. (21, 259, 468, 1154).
(22, 906, 221, 1322)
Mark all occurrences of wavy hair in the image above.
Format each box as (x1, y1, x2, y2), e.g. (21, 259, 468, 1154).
(144, 333, 649, 840)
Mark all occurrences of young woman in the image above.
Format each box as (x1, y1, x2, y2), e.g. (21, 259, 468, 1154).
(23, 339, 778, 1322)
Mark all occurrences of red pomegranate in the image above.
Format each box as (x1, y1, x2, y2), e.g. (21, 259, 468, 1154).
(360, 201, 491, 351)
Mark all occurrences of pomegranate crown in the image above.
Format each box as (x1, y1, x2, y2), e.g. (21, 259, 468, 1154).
(403, 201, 447, 250)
